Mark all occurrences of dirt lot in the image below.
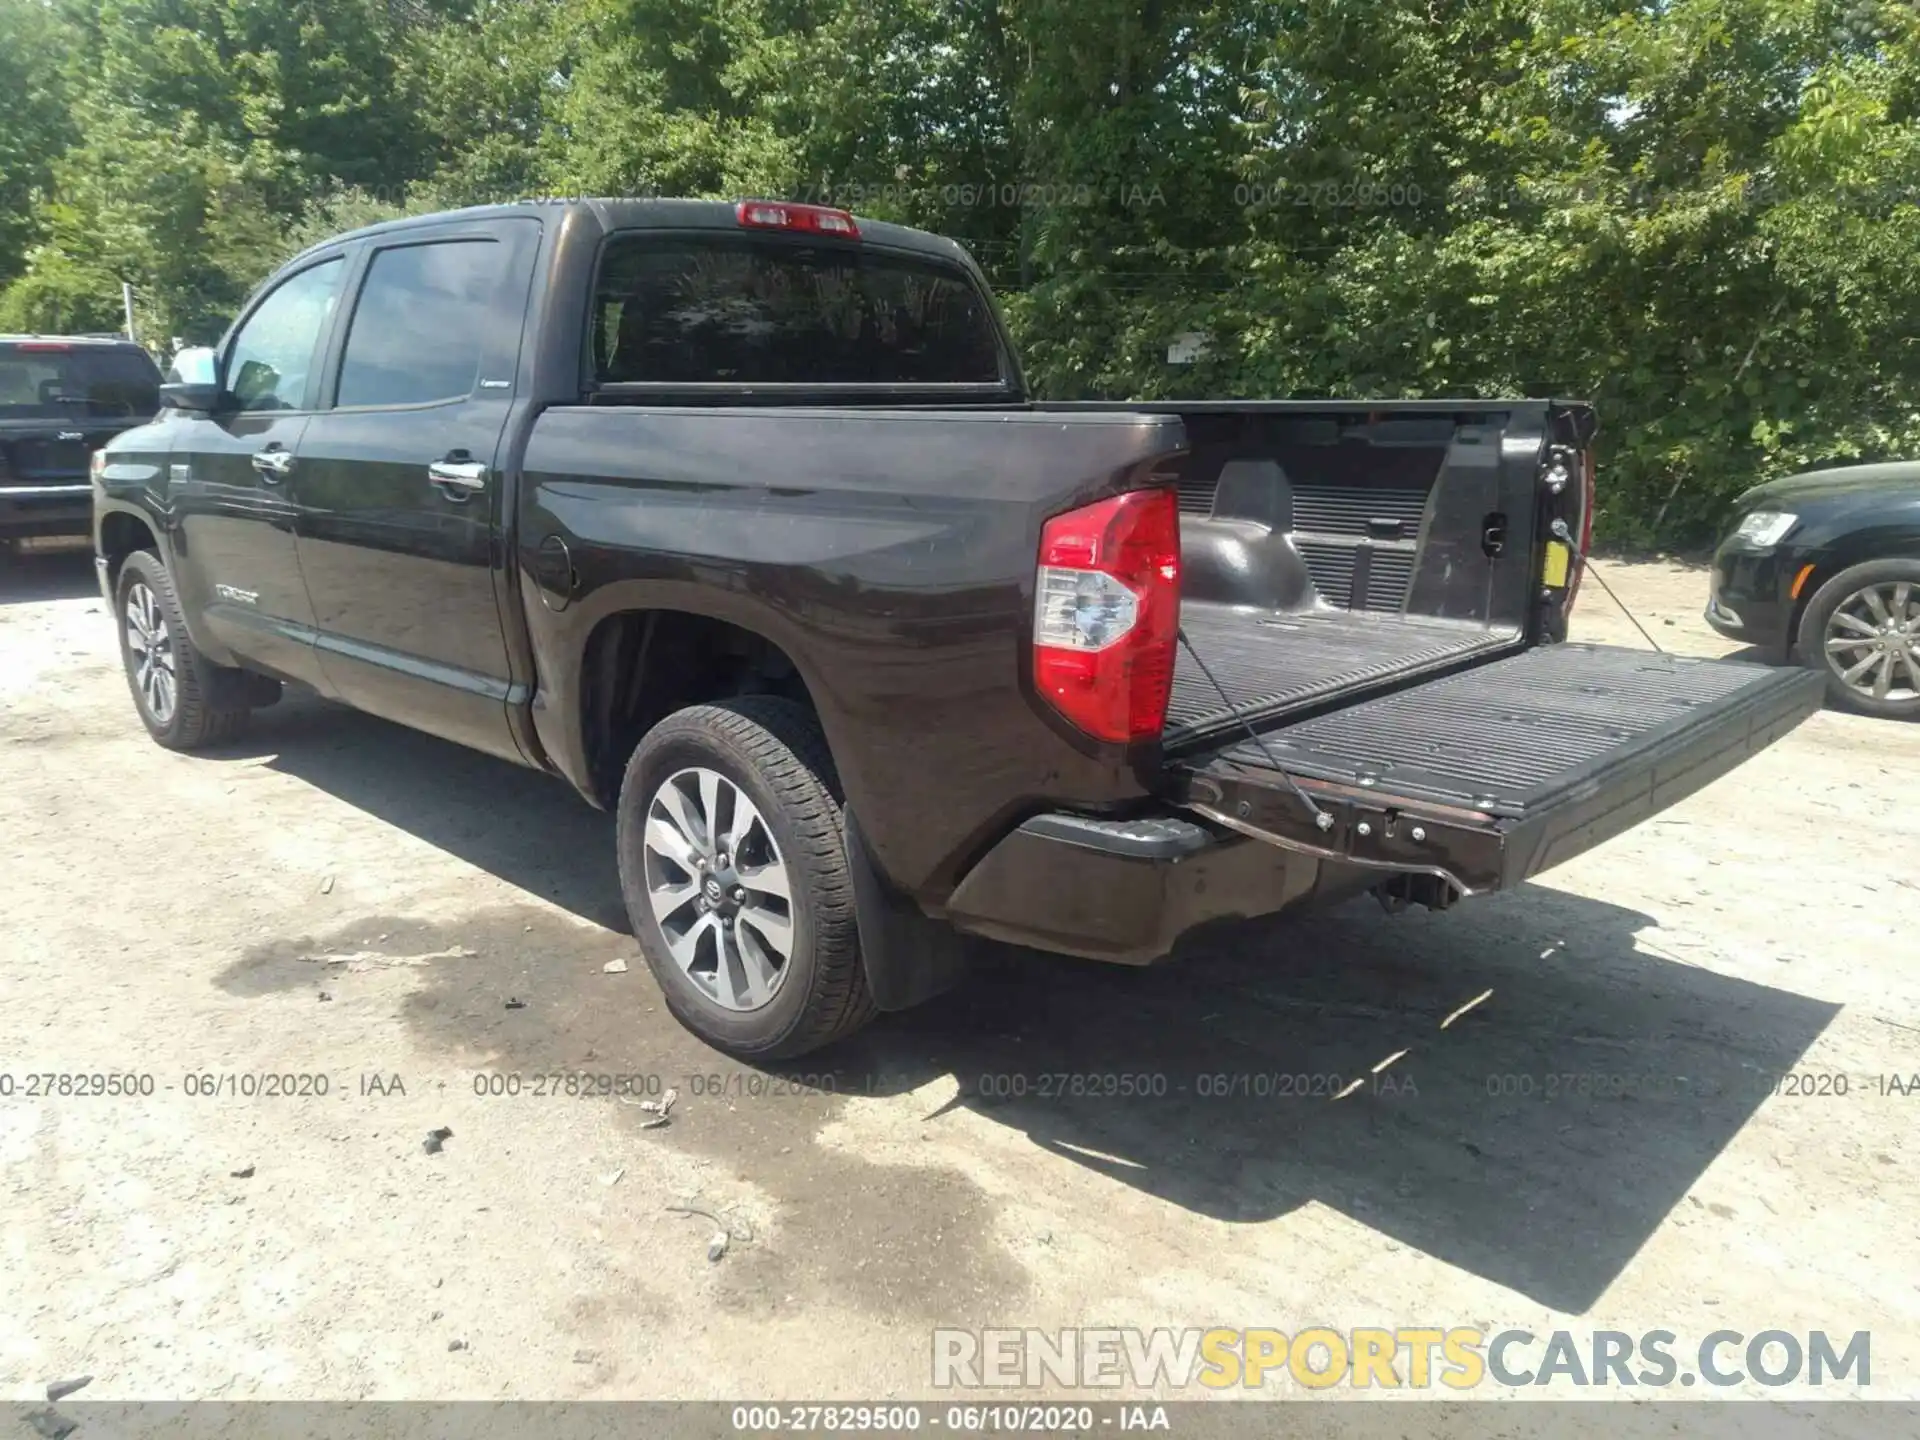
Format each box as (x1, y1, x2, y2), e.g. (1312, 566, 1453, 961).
(2, 547, 1916, 1408)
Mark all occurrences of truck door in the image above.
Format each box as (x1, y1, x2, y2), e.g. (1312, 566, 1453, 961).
(168, 254, 346, 687)
(289, 218, 540, 763)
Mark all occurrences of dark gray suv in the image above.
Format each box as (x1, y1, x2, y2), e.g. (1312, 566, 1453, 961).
(1, 335, 161, 550)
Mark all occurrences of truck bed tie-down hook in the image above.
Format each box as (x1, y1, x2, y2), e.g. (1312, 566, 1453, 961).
(1550, 518, 1668, 657)
(1175, 626, 1332, 830)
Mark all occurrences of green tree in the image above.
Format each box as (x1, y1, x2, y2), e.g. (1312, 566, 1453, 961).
(550, 0, 804, 197)
(405, 0, 574, 205)
(0, 0, 79, 288)
(4, 0, 1916, 543)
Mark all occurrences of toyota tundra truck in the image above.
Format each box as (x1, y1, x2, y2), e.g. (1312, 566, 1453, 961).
(90, 198, 1824, 1057)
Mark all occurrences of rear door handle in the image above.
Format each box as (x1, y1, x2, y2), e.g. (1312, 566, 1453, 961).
(251, 448, 294, 482)
(427, 459, 487, 498)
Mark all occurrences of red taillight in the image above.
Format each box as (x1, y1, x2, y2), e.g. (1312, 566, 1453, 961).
(1032, 488, 1181, 743)
(734, 200, 860, 238)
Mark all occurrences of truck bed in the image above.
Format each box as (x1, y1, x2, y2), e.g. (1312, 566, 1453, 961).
(1116, 402, 1560, 747)
(1166, 605, 1520, 745)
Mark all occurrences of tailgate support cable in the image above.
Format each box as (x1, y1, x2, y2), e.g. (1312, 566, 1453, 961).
(1551, 519, 1666, 656)
(1175, 626, 1333, 832)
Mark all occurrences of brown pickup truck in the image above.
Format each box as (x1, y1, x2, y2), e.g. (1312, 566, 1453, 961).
(92, 198, 1823, 1057)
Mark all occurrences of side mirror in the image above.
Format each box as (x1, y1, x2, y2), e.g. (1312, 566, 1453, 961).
(159, 347, 224, 412)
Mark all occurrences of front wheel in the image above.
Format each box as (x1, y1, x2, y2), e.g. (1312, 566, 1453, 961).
(1797, 558, 1920, 720)
(114, 550, 254, 748)
(615, 697, 875, 1058)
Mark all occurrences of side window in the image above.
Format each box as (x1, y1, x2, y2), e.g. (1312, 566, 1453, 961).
(335, 240, 506, 408)
(226, 258, 344, 413)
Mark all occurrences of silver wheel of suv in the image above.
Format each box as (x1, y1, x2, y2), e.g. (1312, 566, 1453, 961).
(1823, 579, 1920, 705)
(124, 580, 177, 725)
(642, 765, 795, 1011)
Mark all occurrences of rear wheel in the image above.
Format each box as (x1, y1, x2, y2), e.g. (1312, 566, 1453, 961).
(616, 696, 874, 1058)
(114, 550, 254, 749)
(1797, 558, 1920, 719)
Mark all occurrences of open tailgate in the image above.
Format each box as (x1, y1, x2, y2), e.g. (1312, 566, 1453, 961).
(1169, 643, 1823, 894)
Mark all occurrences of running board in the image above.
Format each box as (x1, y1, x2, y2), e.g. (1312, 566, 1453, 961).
(1168, 644, 1825, 894)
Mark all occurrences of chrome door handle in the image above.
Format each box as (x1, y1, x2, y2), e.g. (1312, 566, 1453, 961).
(251, 449, 294, 481)
(427, 460, 488, 496)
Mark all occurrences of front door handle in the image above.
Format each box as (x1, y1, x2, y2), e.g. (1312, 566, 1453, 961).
(251, 448, 294, 482)
(427, 459, 488, 498)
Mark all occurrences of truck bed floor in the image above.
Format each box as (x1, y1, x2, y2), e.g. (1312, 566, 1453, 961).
(1167, 606, 1519, 745)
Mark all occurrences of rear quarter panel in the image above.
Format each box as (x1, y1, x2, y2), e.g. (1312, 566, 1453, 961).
(517, 404, 1186, 897)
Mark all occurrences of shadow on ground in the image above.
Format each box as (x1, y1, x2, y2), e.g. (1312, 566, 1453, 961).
(0, 547, 97, 605)
(218, 691, 1837, 1314)
(212, 688, 628, 930)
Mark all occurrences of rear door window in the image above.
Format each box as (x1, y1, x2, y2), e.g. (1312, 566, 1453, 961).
(0, 345, 161, 419)
(590, 235, 1007, 387)
(335, 239, 511, 408)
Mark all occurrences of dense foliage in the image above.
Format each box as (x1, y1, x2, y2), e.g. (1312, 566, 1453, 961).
(3, 0, 1916, 541)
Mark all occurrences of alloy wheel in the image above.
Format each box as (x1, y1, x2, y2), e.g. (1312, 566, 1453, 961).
(1823, 579, 1920, 705)
(641, 766, 796, 1011)
(125, 581, 178, 726)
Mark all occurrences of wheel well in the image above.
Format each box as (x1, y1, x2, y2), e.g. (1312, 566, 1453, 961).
(1787, 549, 1920, 653)
(98, 510, 157, 585)
(580, 610, 817, 806)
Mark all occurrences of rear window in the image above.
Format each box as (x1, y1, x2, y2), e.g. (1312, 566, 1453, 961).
(590, 234, 1006, 387)
(0, 344, 161, 419)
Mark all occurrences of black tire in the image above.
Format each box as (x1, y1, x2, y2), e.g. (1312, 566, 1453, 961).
(616, 696, 875, 1058)
(114, 549, 254, 749)
(1796, 557, 1920, 720)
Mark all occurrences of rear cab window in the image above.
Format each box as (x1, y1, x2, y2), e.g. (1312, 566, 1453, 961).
(0, 343, 161, 419)
(588, 233, 1011, 391)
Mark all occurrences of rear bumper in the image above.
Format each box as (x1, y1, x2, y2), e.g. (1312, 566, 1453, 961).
(941, 643, 1823, 964)
(0, 483, 91, 540)
(942, 812, 1373, 964)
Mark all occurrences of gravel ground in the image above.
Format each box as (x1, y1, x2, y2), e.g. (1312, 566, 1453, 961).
(1, 545, 1915, 1411)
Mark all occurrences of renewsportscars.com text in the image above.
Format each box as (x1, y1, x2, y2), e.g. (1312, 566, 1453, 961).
(931, 1327, 1871, 1391)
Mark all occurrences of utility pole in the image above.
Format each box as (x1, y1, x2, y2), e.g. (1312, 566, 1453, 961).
(121, 282, 137, 344)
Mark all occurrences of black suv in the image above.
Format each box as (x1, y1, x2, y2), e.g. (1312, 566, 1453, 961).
(1, 335, 162, 550)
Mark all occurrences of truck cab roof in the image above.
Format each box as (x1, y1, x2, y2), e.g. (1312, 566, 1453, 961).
(289, 197, 975, 269)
